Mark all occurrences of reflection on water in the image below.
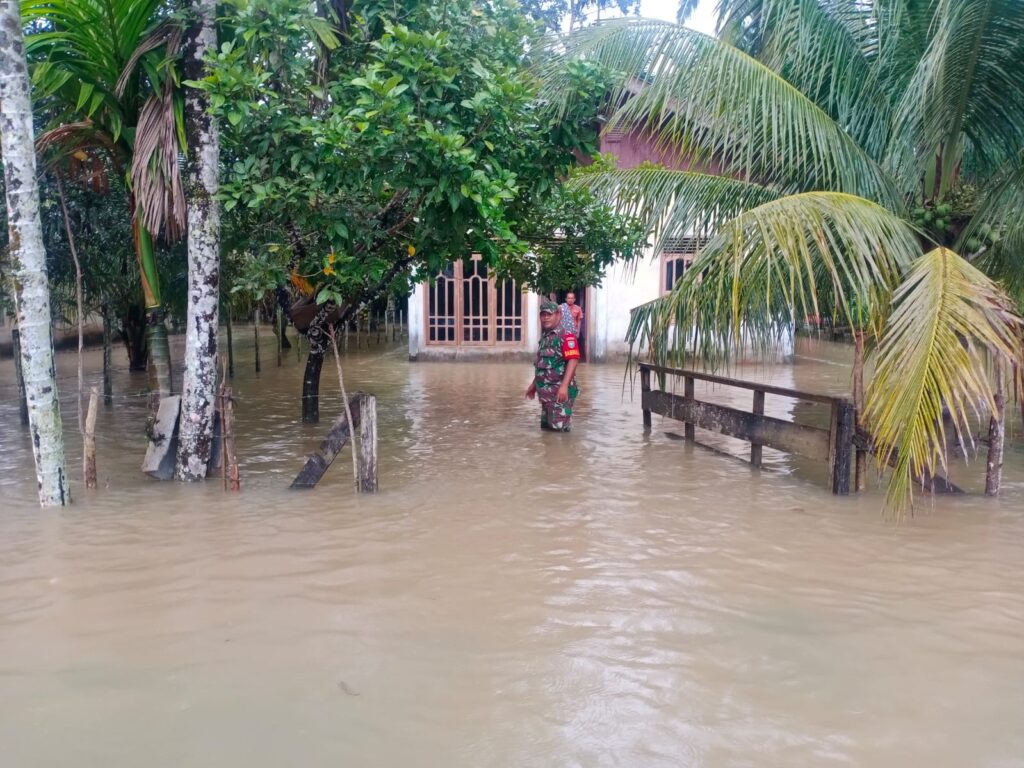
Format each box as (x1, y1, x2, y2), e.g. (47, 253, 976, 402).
(1, 332, 1023, 767)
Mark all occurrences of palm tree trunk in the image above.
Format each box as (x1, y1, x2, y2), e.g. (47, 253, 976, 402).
(0, 6, 69, 506)
(176, 0, 221, 481)
(985, 359, 1005, 497)
(135, 221, 172, 397)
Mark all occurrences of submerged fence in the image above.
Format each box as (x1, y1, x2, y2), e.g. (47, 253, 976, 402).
(639, 363, 858, 494)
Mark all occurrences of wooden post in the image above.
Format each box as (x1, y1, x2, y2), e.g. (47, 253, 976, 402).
(985, 358, 1005, 496)
(226, 311, 235, 378)
(11, 328, 29, 425)
(358, 394, 378, 493)
(222, 385, 240, 491)
(853, 330, 867, 492)
(219, 384, 227, 491)
(684, 376, 695, 442)
(102, 305, 113, 406)
(84, 387, 98, 488)
(253, 308, 261, 373)
(751, 389, 765, 467)
(640, 366, 652, 431)
(830, 400, 855, 495)
(276, 306, 283, 367)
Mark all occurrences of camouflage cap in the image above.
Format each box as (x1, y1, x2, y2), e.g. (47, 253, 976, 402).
(539, 299, 559, 314)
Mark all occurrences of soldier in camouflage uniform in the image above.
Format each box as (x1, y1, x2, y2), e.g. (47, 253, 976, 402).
(525, 299, 581, 431)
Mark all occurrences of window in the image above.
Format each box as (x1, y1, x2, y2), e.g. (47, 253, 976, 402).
(426, 255, 525, 346)
(661, 236, 707, 294)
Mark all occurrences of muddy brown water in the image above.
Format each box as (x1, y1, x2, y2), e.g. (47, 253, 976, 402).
(1, 332, 1023, 767)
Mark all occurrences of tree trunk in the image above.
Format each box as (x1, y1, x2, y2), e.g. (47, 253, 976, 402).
(135, 221, 172, 396)
(226, 309, 235, 378)
(102, 304, 113, 405)
(853, 330, 867, 492)
(985, 359, 1005, 497)
(279, 308, 291, 349)
(0, 7, 70, 506)
(303, 349, 324, 423)
(253, 307, 261, 373)
(122, 303, 149, 371)
(176, 0, 222, 481)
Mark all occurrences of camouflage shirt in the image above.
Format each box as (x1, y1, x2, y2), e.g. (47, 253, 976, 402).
(535, 327, 580, 387)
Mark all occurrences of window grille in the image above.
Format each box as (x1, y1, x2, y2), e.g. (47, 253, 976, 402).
(426, 257, 525, 346)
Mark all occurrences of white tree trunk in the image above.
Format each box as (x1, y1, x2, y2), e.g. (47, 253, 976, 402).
(175, 0, 222, 481)
(0, 2, 69, 506)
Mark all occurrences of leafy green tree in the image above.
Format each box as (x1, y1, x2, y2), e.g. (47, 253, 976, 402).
(198, 0, 645, 420)
(548, 2, 1024, 511)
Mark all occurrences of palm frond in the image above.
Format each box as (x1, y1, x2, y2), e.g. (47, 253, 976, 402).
(132, 80, 185, 242)
(570, 167, 780, 256)
(864, 247, 1023, 514)
(543, 17, 901, 207)
(627, 191, 921, 368)
(965, 153, 1024, 300)
(887, 0, 1024, 188)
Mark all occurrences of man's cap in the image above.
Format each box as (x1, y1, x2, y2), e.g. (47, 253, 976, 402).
(539, 299, 559, 314)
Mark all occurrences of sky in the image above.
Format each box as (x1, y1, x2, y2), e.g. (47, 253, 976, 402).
(639, 0, 719, 34)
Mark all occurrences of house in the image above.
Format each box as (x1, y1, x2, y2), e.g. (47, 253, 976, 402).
(406, 129, 710, 363)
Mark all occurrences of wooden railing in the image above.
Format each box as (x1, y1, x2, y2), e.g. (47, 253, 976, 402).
(639, 363, 857, 494)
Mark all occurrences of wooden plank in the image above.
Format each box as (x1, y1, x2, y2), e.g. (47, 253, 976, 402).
(642, 390, 830, 459)
(290, 395, 363, 489)
(639, 363, 842, 405)
(142, 395, 181, 480)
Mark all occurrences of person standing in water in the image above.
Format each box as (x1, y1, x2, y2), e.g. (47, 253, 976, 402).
(526, 300, 581, 432)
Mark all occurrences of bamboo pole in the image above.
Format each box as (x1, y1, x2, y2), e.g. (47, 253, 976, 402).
(328, 327, 360, 491)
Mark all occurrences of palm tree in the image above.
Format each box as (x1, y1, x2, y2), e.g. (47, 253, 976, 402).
(25, 0, 186, 396)
(1, 0, 69, 506)
(545, 0, 1024, 512)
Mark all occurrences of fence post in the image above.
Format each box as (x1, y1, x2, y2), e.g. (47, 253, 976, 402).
(640, 365, 652, 432)
(684, 376, 695, 442)
(358, 394, 378, 493)
(751, 389, 765, 467)
(84, 387, 98, 488)
(830, 400, 855, 495)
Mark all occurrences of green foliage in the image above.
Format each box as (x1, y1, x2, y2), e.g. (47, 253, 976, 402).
(197, 0, 639, 314)
(551, 3, 1024, 513)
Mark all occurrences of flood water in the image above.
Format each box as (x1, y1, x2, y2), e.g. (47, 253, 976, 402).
(1, 331, 1023, 767)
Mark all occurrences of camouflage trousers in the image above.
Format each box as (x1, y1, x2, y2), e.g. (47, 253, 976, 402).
(537, 382, 578, 432)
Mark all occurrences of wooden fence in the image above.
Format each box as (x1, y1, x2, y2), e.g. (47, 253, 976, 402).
(639, 363, 857, 494)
